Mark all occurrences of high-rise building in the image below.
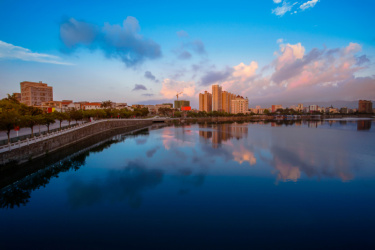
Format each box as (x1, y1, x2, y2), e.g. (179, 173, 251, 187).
(199, 91, 212, 112)
(174, 100, 190, 109)
(358, 100, 373, 113)
(222, 91, 233, 113)
(212, 84, 222, 111)
(20, 81, 53, 106)
(231, 96, 249, 114)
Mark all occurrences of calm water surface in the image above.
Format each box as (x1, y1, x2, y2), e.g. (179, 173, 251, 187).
(1, 120, 375, 249)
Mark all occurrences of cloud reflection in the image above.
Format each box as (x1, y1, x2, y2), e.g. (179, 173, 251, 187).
(67, 161, 163, 209)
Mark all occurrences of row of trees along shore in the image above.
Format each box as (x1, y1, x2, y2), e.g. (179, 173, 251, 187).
(0, 96, 149, 143)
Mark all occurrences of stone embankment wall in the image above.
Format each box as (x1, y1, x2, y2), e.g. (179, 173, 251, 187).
(0, 120, 152, 165)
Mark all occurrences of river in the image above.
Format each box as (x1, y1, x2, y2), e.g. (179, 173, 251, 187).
(1, 120, 375, 249)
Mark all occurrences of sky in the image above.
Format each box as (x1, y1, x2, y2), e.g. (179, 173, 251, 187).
(0, 0, 374, 108)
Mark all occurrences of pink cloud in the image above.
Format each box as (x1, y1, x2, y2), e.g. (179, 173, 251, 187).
(160, 79, 195, 99)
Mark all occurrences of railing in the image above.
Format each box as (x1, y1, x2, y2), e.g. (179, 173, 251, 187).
(0, 119, 139, 153)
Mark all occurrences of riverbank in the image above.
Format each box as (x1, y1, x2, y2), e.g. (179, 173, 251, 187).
(0, 119, 152, 167)
(165, 114, 374, 125)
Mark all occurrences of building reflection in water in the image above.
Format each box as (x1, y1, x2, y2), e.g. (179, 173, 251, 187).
(357, 120, 372, 131)
(199, 123, 248, 149)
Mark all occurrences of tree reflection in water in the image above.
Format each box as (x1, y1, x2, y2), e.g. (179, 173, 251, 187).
(0, 129, 151, 209)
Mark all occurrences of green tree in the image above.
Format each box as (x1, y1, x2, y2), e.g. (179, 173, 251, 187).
(21, 115, 42, 138)
(69, 109, 84, 124)
(55, 111, 68, 130)
(41, 113, 56, 133)
(101, 100, 113, 109)
(0, 110, 21, 143)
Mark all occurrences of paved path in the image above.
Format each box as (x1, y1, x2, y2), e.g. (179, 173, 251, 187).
(0, 120, 84, 141)
(0, 117, 173, 141)
(0, 118, 166, 154)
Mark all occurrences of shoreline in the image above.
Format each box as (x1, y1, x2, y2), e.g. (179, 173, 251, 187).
(0, 119, 153, 167)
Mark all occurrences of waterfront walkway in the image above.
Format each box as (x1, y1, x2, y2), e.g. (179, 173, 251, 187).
(0, 118, 168, 154)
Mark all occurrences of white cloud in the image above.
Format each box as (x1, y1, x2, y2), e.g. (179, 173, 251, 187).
(300, 0, 319, 11)
(272, 1, 295, 16)
(160, 79, 195, 99)
(232, 61, 258, 81)
(0, 40, 72, 65)
(277, 38, 284, 44)
(273, 0, 282, 3)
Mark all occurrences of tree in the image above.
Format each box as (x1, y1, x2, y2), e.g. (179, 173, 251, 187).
(21, 115, 41, 138)
(69, 109, 83, 124)
(0, 110, 21, 143)
(5, 94, 20, 104)
(101, 100, 113, 109)
(55, 111, 68, 130)
(264, 109, 270, 115)
(41, 113, 56, 133)
(66, 111, 73, 126)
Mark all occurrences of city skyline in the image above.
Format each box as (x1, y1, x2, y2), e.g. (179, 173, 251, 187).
(1, 1, 375, 108)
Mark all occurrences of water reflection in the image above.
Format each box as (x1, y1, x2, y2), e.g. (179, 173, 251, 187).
(199, 123, 248, 148)
(358, 120, 372, 130)
(1, 120, 374, 210)
(1, 152, 88, 209)
(67, 161, 163, 209)
(0, 131, 147, 209)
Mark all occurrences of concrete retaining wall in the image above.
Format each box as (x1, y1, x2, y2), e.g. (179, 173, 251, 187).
(0, 119, 152, 165)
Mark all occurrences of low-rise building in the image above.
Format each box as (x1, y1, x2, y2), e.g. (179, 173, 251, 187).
(340, 107, 348, 114)
(231, 96, 249, 114)
(272, 105, 283, 113)
(115, 103, 128, 109)
(83, 102, 102, 110)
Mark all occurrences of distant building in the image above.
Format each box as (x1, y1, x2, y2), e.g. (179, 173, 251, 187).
(145, 105, 157, 114)
(41, 101, 62, 113)
(115, 103, 128, 109)
(83, 103, 102, 110)
(162, 103, 173, 108)
(231, 96, 249, 114)
(212, 84, 222, 111)
(329, 108, 339, 113)
(199, 91, 212, 112)
(20, 81, 53, 106)
(309, 105, 318, 112)
(340, 107, 348, 114)
(73, 102, 88, 110)
(297, 103, 303, 112)
(272, 105, 283, 113)
(358, 100, 373, 113)
(131, 104, 145, 109)
(174, 100, 190, 110)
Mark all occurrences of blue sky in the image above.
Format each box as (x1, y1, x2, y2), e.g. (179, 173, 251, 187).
(1, 0, 374, 108)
